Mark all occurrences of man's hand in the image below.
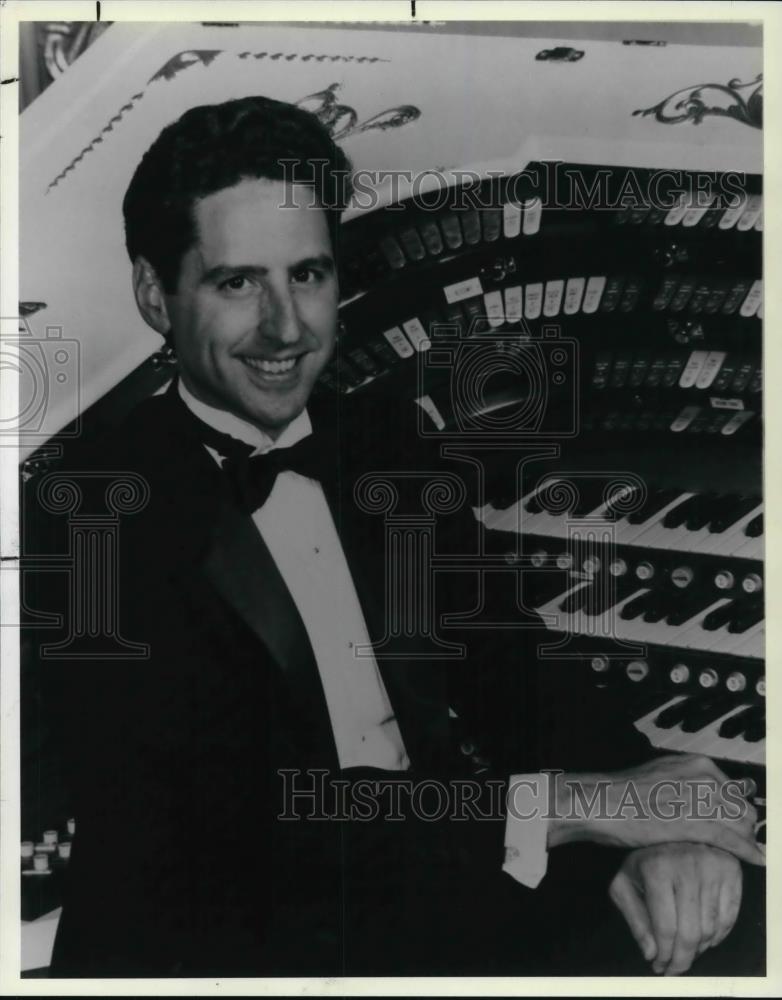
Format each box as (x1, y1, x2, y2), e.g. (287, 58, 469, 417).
(609, 843, 742, 975)
(547, 753, 764, 866)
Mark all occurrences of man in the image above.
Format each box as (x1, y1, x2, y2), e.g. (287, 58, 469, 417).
(28, 96, 763, 977)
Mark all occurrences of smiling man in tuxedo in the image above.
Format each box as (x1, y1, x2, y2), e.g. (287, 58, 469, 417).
(36, 96, 764, 978)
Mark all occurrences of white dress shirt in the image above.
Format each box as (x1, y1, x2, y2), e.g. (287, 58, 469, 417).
(178, 380, 548, 884)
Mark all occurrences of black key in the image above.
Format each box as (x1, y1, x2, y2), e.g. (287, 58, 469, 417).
(727, 601, 764, 634)
(620, 591, 655, 620)
(702, 601, 739, 631)
(583, 575, 639, 616)
(570, 480, 612, 518)
(601, 486, 642, 522)
(665, 591, 722, 628)
(744, 718, 765, 743)
(709, 495, 761, 533)
(745, 513, 763, 538)
(641, 592, 674, 624)
(684, 492, 721, 531)
(626, 488, 681, 525)
(679, 696, 738, 734)
(718, 705, 757, 739)
(662, 494, 701, 529)
(654, 697, 693, 729)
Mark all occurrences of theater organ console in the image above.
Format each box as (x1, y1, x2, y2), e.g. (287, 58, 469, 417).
(320, 164, 763, 799)
(16, 21, 764, 969)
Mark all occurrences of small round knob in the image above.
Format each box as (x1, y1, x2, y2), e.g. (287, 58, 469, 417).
(699, 668, 720, 689)
(636, 561, 655, 581)
(556, 553, 574, 570)
(33, 854, 49, 872)
(583, 556, 601, 575)
(626, 660, 649, 682)
(530, 550, 548, 568)
(756, 676, 766, 697)
(590, 656, 610, 673)
(714, 570, 735, 591)
(670, 664, 690, 684)
(742, 573, 763, 595)
(43, 830, 58, 846)
(671, 566, 694, 589)
(609, 559, 628, 577)
(20, 841, 34, 860)
(726, 671, 747, 693)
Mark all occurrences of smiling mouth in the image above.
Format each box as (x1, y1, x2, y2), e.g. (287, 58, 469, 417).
(240, 356, 301, 375)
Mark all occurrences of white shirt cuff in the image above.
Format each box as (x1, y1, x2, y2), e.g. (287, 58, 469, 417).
(502, 773, 550, 889)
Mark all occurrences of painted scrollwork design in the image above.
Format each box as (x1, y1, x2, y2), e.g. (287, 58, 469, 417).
(633, 74, 762, 130)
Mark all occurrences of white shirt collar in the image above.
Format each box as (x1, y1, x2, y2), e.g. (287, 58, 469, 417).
(177, 378, 312, 455)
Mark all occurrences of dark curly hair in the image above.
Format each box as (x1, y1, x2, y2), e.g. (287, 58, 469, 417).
(122, 96, 353, 292)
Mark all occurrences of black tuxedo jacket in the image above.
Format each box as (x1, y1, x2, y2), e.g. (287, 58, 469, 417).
(24, 382, 651, 977)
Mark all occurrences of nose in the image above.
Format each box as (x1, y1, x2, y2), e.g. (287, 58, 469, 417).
(258, 282, 304, 348)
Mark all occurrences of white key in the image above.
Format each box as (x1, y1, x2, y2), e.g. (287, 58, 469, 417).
(483, 290, 505, 328)
(522, 197, 543, 235)
(739, 279, 762, 317)
(524, 282, 543, 319)
(543, 279, 564, 317)
(564, 277, 585, 315)
(679, 350, 709, 389)
(503, 202, 523, 238)
(737, 194, 762, 231)
(402, 317, 431, 352)
(706, 618, 764, 657)
(730, 533, 764, 561)
(383, 326, 414, 358)
(695, 351, 727, 389)
(504, 285, 523, 324)
(682, 195, 715, 227)
(582, 276, 606, 314)
(664, 194, 688, 226)
(718, 193, 748, 230)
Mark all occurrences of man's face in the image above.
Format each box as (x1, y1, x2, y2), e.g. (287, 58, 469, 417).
(164, 178, 338, 436)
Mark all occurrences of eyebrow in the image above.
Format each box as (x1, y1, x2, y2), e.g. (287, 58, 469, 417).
(200, 254, 336, 284)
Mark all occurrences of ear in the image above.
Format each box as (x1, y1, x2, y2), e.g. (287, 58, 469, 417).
(132, 257, 172, 336)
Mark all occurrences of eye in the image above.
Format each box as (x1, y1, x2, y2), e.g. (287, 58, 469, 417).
(291, 266, 324, 285)
(220, 275, 251, 292)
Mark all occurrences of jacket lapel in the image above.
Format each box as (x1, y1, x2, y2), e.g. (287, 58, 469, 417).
(311, 396, 452, 769)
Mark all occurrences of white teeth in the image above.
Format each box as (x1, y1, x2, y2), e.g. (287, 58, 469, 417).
(243, 357, 297, 374)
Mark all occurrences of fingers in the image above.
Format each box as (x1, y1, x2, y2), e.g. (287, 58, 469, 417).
(609, 871, 657, 962)
(643, 875, 677, 973)
(710, 824, 766, 867)
(698, 879, 720, 954)
(666, 871, 701, 975)
(712, 864, 743, 948)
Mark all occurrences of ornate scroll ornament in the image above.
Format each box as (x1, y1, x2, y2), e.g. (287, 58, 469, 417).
(296, 82, 421, 140)
(45, 50, 413, 192)
(633, 73, 762, 130)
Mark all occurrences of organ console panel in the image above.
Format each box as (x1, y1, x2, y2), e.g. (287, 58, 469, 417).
(16, 21, 764, 972)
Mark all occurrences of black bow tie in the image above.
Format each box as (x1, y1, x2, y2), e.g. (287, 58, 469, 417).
(222, 435, 326, 513)
(188, 412, 326, 513)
